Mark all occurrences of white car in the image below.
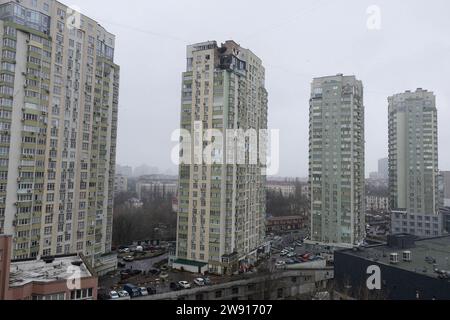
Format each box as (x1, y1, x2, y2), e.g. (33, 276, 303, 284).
(117, 290, 131, 300)
(275, 261, 286, 268)
(123, 255, 134, 262)
(194, 278, 205, 286)
(109, 291, 119, 299)
(139, 287, 148, 296)
(178, 281, 191, 289)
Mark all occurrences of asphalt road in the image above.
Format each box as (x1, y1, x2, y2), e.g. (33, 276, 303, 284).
(122, 253, 168, 271)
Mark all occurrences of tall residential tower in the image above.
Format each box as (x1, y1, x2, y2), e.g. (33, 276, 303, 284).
(176, 41, 268, 275)
(0, 0, 119, 268)
(309, 74, 365, 248)
(389, 89, 441, 237)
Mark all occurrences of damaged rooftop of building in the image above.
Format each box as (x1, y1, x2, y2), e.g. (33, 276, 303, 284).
(340, 234, 450, 279)
(9, 255, 93, 288)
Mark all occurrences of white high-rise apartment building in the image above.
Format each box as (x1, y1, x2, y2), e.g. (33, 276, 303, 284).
(0, 0, 119, 266)
(309, 74, 365, 248)
(389, 89, 441, 237)
(176, 41, 268, 275)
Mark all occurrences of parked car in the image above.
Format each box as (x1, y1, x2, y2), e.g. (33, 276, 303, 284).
(147, 287, 157, 295)
(120, 270, 131, 280)
(280, 251, 288, 256)
(130, 269, 142, 276)
(178, 281, 191, 289)
(202, 277, 211, 285)
(123, 255, 134, 262)
(138, 287, 148, 296)
(285, 259, 296, 265)
(117, 290, 131, 300)
(117, 262, 126, 268)
(287, 252, 296, 258)
(275, 261, 286, 268)
(194, 278, 205, 286)
(170, 282, 182, 291)
(148, 268, 160, 275)
(119, 248, 130, 253)
(123, 283, 140, 298)
(109, 291, 119, 300)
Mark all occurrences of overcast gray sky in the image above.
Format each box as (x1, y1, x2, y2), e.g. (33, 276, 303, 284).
(70, 0, 450, 177)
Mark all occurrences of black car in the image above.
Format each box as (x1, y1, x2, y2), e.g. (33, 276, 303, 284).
(148, 268, 160, 275)
(147, 287, 157, 295)
(130, 269, 142, 276)
(117, 262, 126, 268)
(169, 282, 182, 291)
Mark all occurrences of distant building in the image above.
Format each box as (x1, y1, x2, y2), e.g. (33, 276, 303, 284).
(378, 158, 389, 180)
(116, 165, 133, 178)
(134, 164, 158, 177)
(266, 182, 295, 197)
(441, 171, 450, 207)
(369, 172, 380, 180)
(441, 207, 450, 234)
(366, 196, 388, 212)
(0, 235, 98, 300)
(136, 182, 177, 200)
(389, 89, 440, 237)
(266, 216, 307, 233)
(334, 234, 450, 300)
(114, 174, 128, 195)
(125, 198, 143, 209)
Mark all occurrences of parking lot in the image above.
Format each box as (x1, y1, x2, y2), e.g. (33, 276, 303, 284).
(99, 229, 329, 300)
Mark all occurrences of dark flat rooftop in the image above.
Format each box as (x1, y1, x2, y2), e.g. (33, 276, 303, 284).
(340, 236, 450, 279)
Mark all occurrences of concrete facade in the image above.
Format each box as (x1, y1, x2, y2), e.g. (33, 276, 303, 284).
(389, 89, 440, 237)
(176, 41, 268, 275)
(0, 0, 119, 269)
(309, 74, 365, 248)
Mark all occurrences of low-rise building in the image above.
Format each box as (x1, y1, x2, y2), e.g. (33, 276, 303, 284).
(0, 235, 98, 300)
(334, 234, 450, 300)
(267, 182, 296, 198)
(114, 174, 128, 195)
(266, 216, 307, 233)
(366, 196, 388, 212)
(136, 175, 178, 200)
(391, 211, 443, 238)
(126, 198, 144, 209)
(135, 269, 333, 300)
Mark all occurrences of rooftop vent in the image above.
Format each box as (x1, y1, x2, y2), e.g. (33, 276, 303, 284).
(43, 258, 55, 264)
(390, 253, 399, 264)
(71, 260, 83, 267)
(403, 251, 412, 262)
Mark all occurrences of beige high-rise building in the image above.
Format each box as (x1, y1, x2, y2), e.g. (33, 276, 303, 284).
(389, 89, 441, 237)
(0, 0, 119, 268)
(176, 41, 268, 275)
(309, 74, 365, 248)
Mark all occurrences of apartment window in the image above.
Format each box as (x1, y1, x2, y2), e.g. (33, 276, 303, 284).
(70, 288, 93, 300)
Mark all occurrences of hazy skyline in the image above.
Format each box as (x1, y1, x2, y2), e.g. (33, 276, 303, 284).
(69, 0, 450, 177)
